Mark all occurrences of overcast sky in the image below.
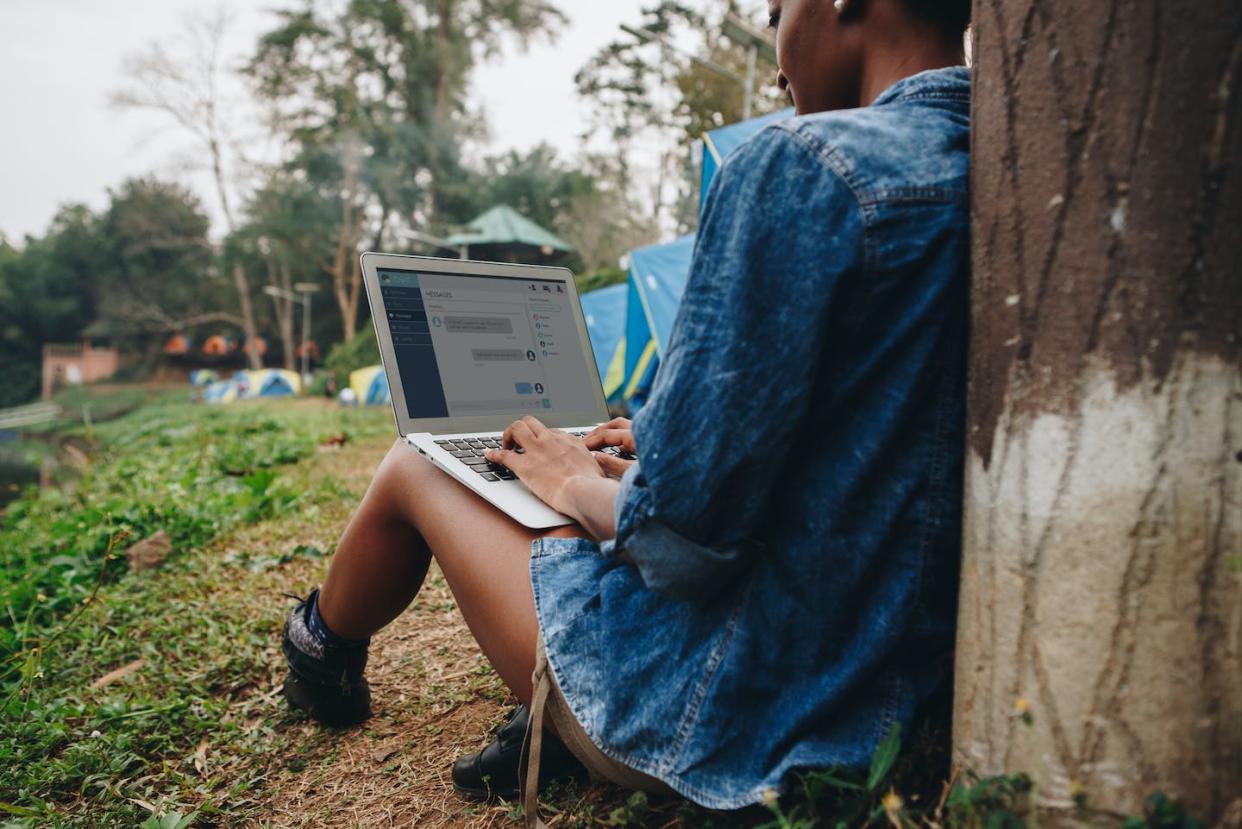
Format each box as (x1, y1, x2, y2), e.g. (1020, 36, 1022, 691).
(0, 0, 649, 243)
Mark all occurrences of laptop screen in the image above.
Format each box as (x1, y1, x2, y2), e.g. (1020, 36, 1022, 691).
(375, 267, 603, 423)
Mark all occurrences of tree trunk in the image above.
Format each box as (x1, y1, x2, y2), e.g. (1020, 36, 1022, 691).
(956, 0, 1241, 821)
(231, 261, 263, 370)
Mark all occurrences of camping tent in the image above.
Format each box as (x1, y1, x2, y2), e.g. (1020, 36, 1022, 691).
(202, 335, 235, 356)
(609, 109, 799, 406)
(203, 379, 239, 404)
(580, 284, 627, 398)
(239, 369, 301, 398)
(189, 369, 219, 387)
(163, 334, 193, 356)
(349, 365, 391, 406)
(616, 235, 696, 405)
(700, 107, 795, 211)
(444, 205, 574, 265)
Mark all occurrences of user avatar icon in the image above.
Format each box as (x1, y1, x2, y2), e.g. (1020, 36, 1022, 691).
(534, 383, 544, 394)
(432, 316, 442, 327)
(526, 350, 537, 361)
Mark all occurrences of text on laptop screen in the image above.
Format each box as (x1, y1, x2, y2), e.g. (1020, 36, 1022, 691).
(377, 268, 599, 420)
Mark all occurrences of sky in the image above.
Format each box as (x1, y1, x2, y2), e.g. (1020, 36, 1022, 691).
(0, 0, 649, 243)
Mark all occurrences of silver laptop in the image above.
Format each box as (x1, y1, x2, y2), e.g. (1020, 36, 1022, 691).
(360, 252, 613, 529)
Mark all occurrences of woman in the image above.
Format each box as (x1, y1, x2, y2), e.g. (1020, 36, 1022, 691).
(280, 0, 973, 818)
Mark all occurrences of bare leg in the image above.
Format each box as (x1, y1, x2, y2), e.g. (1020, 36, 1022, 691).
(317, 440, 585, 705)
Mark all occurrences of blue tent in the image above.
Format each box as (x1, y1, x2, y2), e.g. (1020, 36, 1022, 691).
(700, 107, 795, 213)
(350, 365, 391, 406)
(619, 235, 696, 404)
(580, 284, 627, 395)
(240, 369, 302, 399)
(609, 110, 797, 408)
(203, 379, 240, 404)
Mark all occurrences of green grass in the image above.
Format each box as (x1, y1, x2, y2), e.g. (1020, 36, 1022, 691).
(0, 391, 1213, 828)
(0, 395, 390, 826)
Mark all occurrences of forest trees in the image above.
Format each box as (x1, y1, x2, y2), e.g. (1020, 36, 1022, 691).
(244, 0, 566, 340)
(956, 0, 1241, 821)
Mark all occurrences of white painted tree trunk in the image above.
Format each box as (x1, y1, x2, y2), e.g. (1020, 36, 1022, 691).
(955, 0, 1241, 820)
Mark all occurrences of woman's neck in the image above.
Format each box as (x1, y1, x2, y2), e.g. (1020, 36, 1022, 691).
(858, 29, 964, 106)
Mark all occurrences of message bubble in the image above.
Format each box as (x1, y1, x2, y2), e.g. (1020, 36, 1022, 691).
(471, 348, 526, 362)
(444, 316, 514, 334)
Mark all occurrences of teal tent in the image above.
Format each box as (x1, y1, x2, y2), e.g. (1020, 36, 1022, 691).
(580, 284, 627, 393)
(445, 205, 574, 265)
(700, 107, 795, 213)
(203, 380, 239, 404)
(240, 369, 302, 399)
(610, 110, 798, 408)
(618, 235, 696, 405)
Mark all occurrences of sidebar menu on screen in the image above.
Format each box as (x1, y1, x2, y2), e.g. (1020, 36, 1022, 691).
(379, 274, 450, 419)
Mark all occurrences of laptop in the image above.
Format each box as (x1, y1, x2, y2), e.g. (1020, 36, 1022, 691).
(360, 252, 616, 529)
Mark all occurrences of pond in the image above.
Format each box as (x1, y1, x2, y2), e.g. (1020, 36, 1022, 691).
(0, 432, 43, 509)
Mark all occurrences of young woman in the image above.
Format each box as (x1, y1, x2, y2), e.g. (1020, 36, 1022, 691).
(280, 0, 973, 818)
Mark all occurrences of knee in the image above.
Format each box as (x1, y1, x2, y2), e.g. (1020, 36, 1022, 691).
(370, 439, 436, 498)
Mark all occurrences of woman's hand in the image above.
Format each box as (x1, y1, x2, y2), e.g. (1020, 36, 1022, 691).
(485, 417, 606, 517)
(582, 417, 638, 478)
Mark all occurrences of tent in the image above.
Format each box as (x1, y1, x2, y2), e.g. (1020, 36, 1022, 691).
(700, 107, 795, 212)
(608, 109, 799, 406)
(203, 335, 235, 356)
(163, 334, 192, 356)
(243, 336, 268, 357)
(580, 284, 627, 397)
(349, 365, 391, 406)
(239, 369, 301, 398)
(203, 379, 240, 404)
(444, 205, 574, 265)
(617, 235, 696, 405)
(189, 369, 219, 387)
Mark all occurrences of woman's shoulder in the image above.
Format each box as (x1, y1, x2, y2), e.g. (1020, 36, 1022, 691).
(738, 90, 970, 206)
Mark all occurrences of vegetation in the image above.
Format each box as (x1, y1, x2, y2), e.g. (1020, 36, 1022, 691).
(0, 394, 390, 825)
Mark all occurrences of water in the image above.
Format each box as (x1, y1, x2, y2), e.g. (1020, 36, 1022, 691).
(0, 435, 40, 509)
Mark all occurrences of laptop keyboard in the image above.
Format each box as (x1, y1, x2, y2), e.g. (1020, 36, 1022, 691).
(434, 432, 627, 482)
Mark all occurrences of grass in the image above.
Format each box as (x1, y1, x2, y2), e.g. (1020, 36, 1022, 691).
(0, 389, 1212, 828)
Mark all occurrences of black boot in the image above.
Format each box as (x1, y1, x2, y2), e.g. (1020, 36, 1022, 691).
(281, 589, 372, 727)
(452, 705, 588, 801)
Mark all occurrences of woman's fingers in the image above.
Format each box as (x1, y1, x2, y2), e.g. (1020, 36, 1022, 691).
(502, 417, 543, 450)
(582, 428, 632, 451)
(584, 417, 631, 442)
(594, 453, 634, 478)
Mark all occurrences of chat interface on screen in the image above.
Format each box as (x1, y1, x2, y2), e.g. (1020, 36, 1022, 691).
(377, 269, 599, 421)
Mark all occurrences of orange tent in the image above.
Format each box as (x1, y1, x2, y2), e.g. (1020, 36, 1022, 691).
(243, 337, 267, 356)
(163, 334, 191, 355)
(203, 335, 235, 356)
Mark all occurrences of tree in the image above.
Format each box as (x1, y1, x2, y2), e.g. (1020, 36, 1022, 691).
(246, 0, 566, 340)
(0, 208, 104, 406)
(955, 0, 1241, 822)
(113, 10, 265, 369)
(94, 178, 229, 342)
(575, 1, 784, 233)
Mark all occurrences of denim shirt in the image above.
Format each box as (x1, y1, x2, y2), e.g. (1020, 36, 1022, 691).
(530, 67, 971, 810)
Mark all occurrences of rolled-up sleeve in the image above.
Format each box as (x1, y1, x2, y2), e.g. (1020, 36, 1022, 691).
(608, 124, 865, 601)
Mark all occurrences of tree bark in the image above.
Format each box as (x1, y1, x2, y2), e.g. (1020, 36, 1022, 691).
(956, 0, 1241, 821)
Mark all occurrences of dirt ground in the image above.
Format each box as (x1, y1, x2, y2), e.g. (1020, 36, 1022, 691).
(212, 432, 617, 828)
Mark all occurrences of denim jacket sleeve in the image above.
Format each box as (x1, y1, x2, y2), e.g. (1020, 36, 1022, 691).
(610, 125, 865, 601)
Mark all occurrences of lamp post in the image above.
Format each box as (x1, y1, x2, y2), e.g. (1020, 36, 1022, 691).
(293, 283, 319, 384)
(263, 282, 320, 385)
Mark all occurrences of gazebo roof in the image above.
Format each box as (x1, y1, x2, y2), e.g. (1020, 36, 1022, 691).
(445, 205, 573, 252)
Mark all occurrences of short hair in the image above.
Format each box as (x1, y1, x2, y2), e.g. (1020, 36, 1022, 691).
(903, 0, 972, 37)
